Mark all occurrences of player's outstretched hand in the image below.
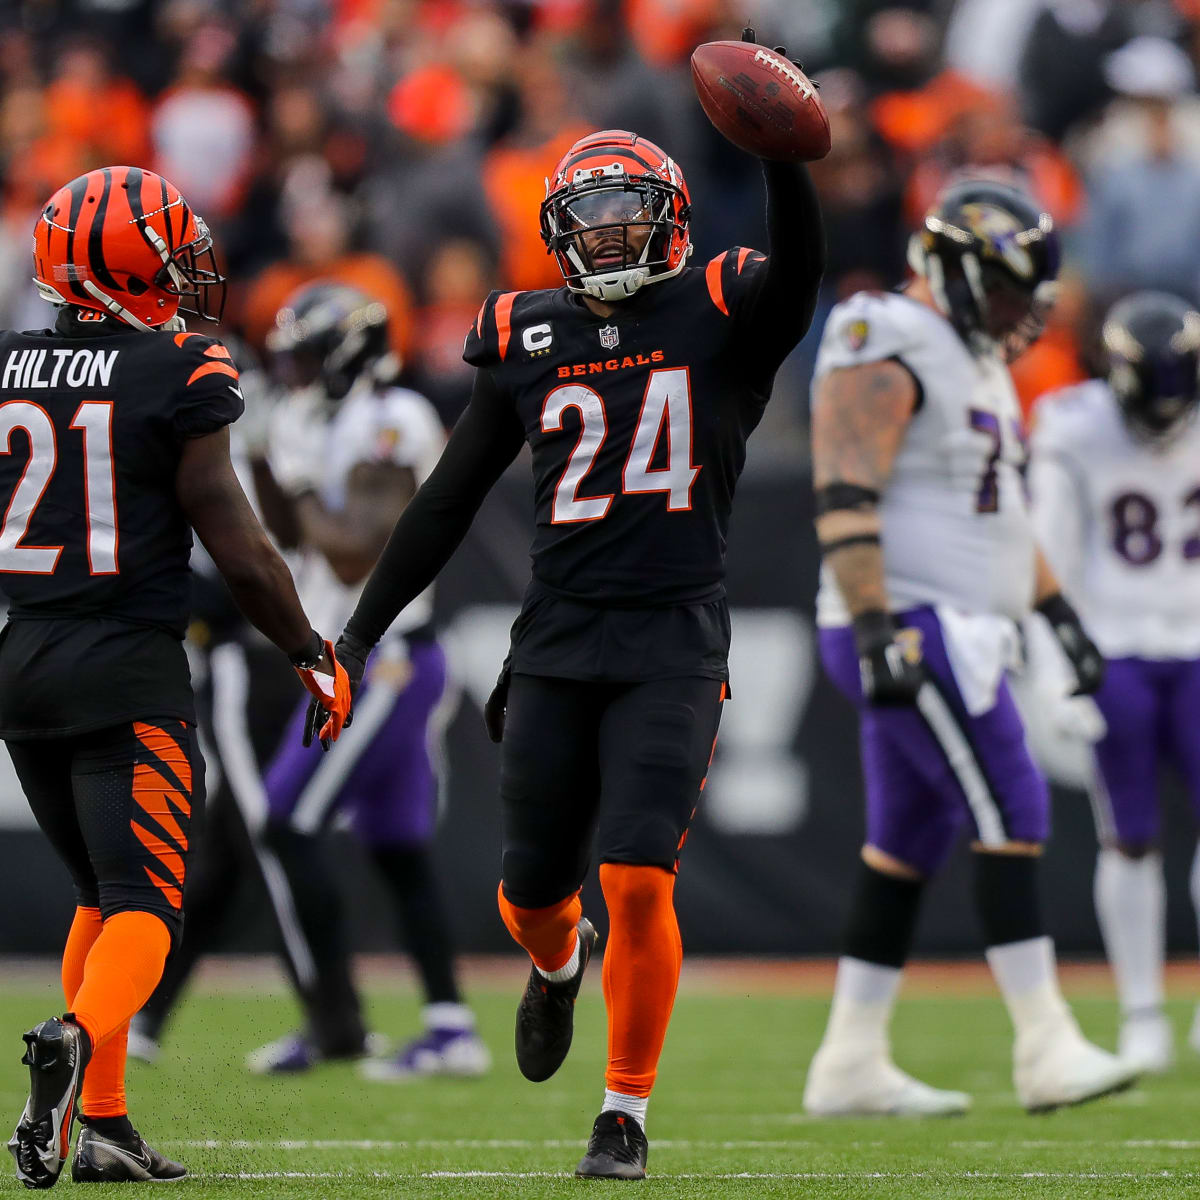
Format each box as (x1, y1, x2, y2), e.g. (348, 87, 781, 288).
(1037, 593, 1105, 696)
(853, 610, 926, 706)
(297, 635, 357, 751)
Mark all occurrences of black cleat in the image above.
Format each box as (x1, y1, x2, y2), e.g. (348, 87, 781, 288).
(72, 1124, 186, 1183)
(575, 1111, 648, 1180)
(514, 917, 597, 1082)
(7, 1017, 88, 1189)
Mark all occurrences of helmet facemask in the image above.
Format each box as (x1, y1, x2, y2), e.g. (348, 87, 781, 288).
(150, 215, 226, 325)
(540, 165, 690, 302)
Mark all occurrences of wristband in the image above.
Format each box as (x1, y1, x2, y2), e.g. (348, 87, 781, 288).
(851, 609, 894, 656)
(1036, 592, 1077, 628)
(288, 629, 324, 669)
(821, 533, 881, 556)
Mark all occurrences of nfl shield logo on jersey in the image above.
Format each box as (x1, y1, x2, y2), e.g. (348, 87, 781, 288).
(599, 324, 620, 350)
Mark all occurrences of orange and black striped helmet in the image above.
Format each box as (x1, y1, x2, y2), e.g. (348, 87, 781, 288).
(33, 165, 226, 331)
(539, 130, 691, 302)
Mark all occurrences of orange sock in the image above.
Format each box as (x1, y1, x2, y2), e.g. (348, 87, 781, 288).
(497, 883, 581, 973)
(69, 911, 170, 1055)
(61, 907, 103, 1008)
(599, 863, 682, 1098)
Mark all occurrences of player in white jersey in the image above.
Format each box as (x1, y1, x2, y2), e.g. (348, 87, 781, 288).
(1031, 291, 1200, 1073)
(804, 181, 1136, 1116)
(245, 284, 489, 1079)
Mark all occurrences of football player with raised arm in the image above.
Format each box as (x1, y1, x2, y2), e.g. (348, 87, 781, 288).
(0, 167, 349, 1188)
(1031, 291, 1200, 1074)
(303, 35, 826, 1180)
(804, 181, 1137, 1116)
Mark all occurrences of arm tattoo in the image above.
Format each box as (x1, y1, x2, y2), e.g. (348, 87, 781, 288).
(811, 360, 917, 617)
(810, 360, 917, 491)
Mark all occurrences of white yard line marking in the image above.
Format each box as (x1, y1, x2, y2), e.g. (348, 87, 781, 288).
(198, 1171, 1200, 1182)
(179, 1136, 1200, 1152)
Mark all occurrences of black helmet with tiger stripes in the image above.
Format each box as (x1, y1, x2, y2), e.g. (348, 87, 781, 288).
(33, 165, 226, 332)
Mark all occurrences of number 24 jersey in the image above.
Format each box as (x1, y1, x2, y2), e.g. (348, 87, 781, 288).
(464, 247, 788, 612)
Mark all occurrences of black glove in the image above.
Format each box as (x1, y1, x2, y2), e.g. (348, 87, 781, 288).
(741, 25, 815, 80)
(484, 661, 512, 744)
(302, 631, 370, 750)
(1037, 593, 1104, 696)
(853, 610, 926, 706)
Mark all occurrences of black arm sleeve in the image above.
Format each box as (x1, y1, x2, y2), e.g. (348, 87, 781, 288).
(743, 161, 827, 363)
(344, 369, 525, 648)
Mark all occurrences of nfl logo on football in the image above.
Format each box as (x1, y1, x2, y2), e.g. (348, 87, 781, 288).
(599, 324, 620, 350)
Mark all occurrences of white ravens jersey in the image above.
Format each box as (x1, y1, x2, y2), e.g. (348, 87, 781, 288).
(813, 291, 1036, 626)
(287, 381, 445, 638)
(1030, 379, 1200, 659)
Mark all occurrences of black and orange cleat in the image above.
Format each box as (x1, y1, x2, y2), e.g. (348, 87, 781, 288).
(72, 1123, 186, 1183)
(7, 1017, 89, 1189)
(514, 917, 598, 1082)
(575, 1111, 649, 1180)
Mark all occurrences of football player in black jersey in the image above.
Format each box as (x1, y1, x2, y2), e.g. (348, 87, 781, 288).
(0, 165, 351, 1188)
(308, 42, 826, 1180)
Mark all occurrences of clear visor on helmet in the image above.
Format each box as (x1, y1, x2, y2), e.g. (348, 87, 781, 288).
(563, 188, 654, 230)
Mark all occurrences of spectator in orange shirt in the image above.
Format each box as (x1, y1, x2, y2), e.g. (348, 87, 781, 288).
(42, 38, 150, 169)
(861, 7, 997, 159)
(241, 183, 415, 363)
(481, 50, 590, 292)
(903, 98, 1084, 231)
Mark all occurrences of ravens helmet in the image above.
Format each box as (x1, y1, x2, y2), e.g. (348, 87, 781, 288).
(1103, 291, 1200, 442)
(267, 282, 394, 402)
(33, 165, 225, 331)
(540, 129, 692, 302)
(907, 179, 1059, 360)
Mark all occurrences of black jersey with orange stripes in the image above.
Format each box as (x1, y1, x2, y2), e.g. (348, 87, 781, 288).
(463, 247, 786, 608)
(0, 308, 242, 632)
(0, 308, 242, 738)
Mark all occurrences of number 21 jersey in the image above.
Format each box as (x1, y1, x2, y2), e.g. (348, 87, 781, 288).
(0, 310, 243, 736)
(813, 290, 1036, 627)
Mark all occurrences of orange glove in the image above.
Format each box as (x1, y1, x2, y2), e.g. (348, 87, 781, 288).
(294, 638, 353, 749)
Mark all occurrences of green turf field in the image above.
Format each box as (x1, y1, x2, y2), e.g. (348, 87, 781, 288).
(2, 963, 1199, 1197)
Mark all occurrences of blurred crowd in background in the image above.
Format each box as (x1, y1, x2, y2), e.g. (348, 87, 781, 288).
(3, 0, 1200, 445)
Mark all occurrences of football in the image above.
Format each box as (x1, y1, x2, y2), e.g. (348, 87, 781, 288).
(690, 40, 830, 163)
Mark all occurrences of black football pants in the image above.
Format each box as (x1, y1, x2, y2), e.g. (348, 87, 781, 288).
(499, 673, 725, 908)
(7, 718, 203, 944)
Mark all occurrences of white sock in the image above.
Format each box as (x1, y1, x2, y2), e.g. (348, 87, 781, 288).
(423, 1002, 475, 1032)
(821, 956, 902, 1054)
(1094, 848, 1165, 1016)
(536, 935, 580, 983)
(602, 1089, 648, 1128)
(986, 935, 1072, 1038)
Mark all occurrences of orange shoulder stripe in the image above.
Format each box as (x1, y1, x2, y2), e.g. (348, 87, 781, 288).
(204, 343, 233, 360)
(187, 361, 239, 386)
(737, 247, 757, 273)
(495, 291, 518, 361)
(706, 252, 729, 316)
(173, 331, 203, 347)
